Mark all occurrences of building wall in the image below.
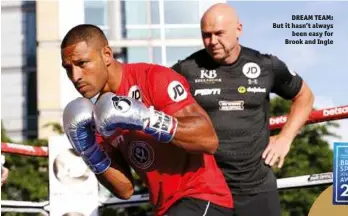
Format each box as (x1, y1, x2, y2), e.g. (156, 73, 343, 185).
(1, 1, 37, 141)
(84, 0, 226, 66)
(36, 0, 84, 139)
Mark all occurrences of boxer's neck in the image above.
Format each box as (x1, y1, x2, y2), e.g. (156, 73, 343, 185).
(102, 60, 122, 94)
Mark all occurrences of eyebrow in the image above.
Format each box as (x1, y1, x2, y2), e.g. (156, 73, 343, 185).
(61, 63, 69, 69)
(63, 57, 91, 68)
(202, 30, 225, 34)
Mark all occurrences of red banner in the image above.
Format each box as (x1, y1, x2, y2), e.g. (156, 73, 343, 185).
(269, 105, 348, 130)
(2, 105, 347, 157)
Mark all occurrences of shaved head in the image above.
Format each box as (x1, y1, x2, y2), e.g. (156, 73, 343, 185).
(201, 3, 239, 28)
(200, 3, 242, 64)
(61, 24, 108, 51)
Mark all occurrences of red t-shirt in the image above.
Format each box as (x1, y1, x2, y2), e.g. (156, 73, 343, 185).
(97, 63, 233, 215)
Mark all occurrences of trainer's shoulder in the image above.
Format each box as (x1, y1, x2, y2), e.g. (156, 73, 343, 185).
(174, 48, 209, 67)
(241, 46, 276, 62)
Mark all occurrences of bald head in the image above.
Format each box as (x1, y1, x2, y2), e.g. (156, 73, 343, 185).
(200, 3, 242, 64)
(201, 3, 239, 27)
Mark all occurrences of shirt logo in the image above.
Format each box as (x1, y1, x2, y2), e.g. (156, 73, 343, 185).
(238, 86, 247, 94)
(238, 86, 266, 94)
(247, 87, 266, 93)
(111, 135, 125, 148)
(248, 79, 258, 85)
(219, 100, 244, 111)
(128, 85, 142, 101)
(167, 81, 187, 102)
(129, 141, 155, 170)
(194, 88, 221, 96)
(195, 70, 222, 84)
(200, 69, 217, 79)
(243, 62, 261, 79)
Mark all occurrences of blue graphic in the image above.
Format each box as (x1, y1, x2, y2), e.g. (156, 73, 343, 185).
(333, 142, 348, 205)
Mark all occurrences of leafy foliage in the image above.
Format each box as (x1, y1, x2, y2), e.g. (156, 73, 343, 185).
(1, 123, 49, 202)
(270, 97, 336, 216)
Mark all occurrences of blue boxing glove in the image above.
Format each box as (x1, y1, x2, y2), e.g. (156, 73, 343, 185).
(63, 97, 111, 174)
(94, 92, 178, 143)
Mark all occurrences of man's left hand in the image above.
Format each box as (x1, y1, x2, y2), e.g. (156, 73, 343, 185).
(262, 135, 293, 168)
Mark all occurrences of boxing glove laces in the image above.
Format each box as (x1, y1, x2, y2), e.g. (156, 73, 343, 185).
(94, 92, 178, 143)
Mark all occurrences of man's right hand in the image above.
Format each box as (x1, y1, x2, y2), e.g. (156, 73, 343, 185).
(94, 92, 178, 143)
(63, 97, 111, 174)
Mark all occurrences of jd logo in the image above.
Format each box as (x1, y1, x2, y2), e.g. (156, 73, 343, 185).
(168, 81, 187, 102)
(128, 85, 142, 101)
(243, 62, 261, 79)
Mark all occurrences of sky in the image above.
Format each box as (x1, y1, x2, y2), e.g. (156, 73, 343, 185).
(226, 0, 347, 148)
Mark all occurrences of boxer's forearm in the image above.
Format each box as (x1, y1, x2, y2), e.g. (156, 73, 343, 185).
(170, 103, 218, 155)
(170, 116, 218, 154)
(96, 164, 134, 200)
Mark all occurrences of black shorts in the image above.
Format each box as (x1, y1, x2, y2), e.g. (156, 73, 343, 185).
(165, 197, 234, 216)
(233, 190, 281, 216)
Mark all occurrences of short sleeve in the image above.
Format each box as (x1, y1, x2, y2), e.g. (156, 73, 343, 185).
(146, 65, 196, 115)
(270, 55, 303, 99)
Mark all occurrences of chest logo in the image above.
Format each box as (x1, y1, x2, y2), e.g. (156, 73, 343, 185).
(238, 86, 247, 94)
(195, 70, 222, 84)
(242, 62, 261, 79)
(219, 100, 244, 111)
(194, 88, 221, 96)
(248, 79, 258, 85)
(111, 135, 125, 148)
(129, 141, 155, 170)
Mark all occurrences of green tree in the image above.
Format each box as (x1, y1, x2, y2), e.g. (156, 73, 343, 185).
(270, 97, 337, 216)
(1, 123, 49, 202)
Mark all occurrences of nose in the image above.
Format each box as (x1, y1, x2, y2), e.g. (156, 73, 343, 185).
(210, 34, 218, 45)
(71, 66, 83, 84)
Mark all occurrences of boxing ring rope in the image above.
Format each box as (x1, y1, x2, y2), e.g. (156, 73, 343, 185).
(1, 142, 48, 157)
(1, 105, 347, 213)
(1, 200, 49, 216)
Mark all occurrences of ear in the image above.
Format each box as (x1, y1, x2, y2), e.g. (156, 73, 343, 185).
(102, 46, 113, 66)
(236, 23, 243, 38)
